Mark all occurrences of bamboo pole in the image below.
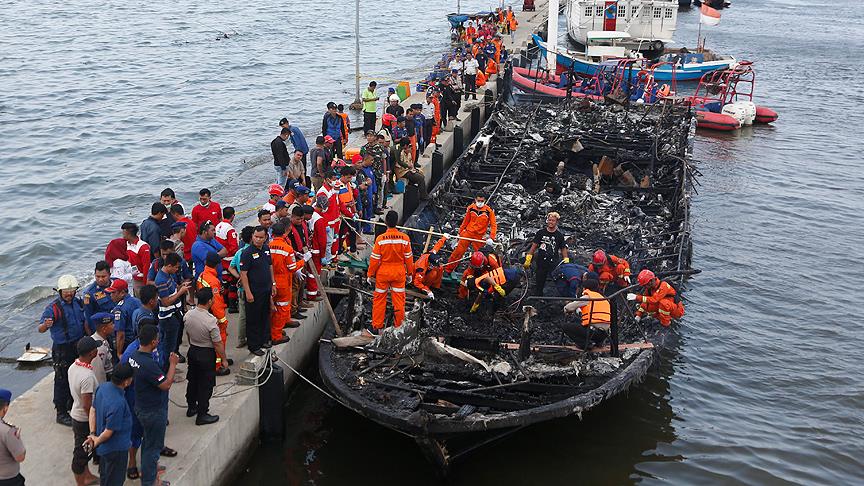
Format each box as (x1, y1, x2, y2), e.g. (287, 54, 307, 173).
(304, 258, 343, 337)
(348, 216, 492, 246)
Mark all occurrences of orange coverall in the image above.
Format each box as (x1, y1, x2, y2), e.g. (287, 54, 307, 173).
(445, 203, 497, 273)
(197, 266, 228, 369)
(588, 255, 632, 290)
(367, 228, 415, 329)
(269, 236, 304, 340)
(430, 95, 441, 144)
(635, 280, 684, 327)
(458, 253, 500, 299)
(412, 237, 446, 293)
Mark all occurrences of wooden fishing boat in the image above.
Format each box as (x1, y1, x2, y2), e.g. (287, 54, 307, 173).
(318, 94, 697, 472)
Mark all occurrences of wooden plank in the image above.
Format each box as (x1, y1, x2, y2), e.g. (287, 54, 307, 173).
(500, 342, 654, 353)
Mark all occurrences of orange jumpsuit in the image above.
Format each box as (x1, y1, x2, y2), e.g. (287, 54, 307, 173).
(492, 38, 503, 63)
(588, 255, 632, 290)
(458, 253, 500, 299)
(635, 281, 684, 327)
(338, 112, 350, 145)
(445, 203, 497, 273)
(476, 70, 488, 88)
(269, 236, 304, 340)
(367, 228, 415, 329)
(197, 266, 228, 369)
(466, 26, 476, 43)
(486, 58, 499, 76)
(412, 237, 446, 293)
(429, 95, 441, 144)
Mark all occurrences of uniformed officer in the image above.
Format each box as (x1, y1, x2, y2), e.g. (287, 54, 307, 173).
(38, 274, 87, 426)
(106, 278, 142, 356)
(82, 261, 115, 324)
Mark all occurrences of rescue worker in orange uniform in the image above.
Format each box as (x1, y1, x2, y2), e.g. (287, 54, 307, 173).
(587, 249, 632, 291)
(466, 22, 477, 44)
(412, 236, 447, 299)
(457, 251, 498, 299)
(627, 269, 685, 327)
(367, 211, 415, 330)
(444, 195, 497, 274)
(475, 69, 488, 89)
(269, 223, 304, 342)
(485, 57, 499, 76)
(426, 90, 441, 145)
(197, 252, 231, 374)
(562, 274, 612, 348)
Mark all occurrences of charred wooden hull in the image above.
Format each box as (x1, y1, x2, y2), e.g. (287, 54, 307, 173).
(318, 86, 696, 471)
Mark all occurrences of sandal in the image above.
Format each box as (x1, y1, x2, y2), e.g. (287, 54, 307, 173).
(127, 467, 140, 480)
(160, 446, 178, 457)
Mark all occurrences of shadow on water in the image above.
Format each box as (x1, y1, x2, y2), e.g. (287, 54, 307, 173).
(237, 334, 685, 486)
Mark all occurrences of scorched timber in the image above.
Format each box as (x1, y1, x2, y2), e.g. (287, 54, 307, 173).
(319, 98, 697, 472)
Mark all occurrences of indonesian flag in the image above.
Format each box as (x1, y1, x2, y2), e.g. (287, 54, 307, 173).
(700, 4, 722, 26)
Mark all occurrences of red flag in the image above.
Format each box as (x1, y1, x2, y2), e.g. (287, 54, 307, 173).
(700, 4, 721, 26)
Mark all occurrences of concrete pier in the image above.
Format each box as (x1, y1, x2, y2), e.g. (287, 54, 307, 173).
(6, 2, 551, 484)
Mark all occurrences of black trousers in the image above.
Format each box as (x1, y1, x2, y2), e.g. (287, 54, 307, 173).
(0, 474, 25, 486)
(333, 140, 344, 160)
(363, 112, 377, 133)
(52, 342, 76, 412)
(561, 320, 608, 349)
(339, 220, 357, 253)
(245, 291, 271, 352)
(604, 285, 622, 357)
(71, 419, 90, 474)
(98, 449, 127, 486)
(533, 260, 556, 296)
(464, 74, 477, 99)
(186, 345, 216, 415)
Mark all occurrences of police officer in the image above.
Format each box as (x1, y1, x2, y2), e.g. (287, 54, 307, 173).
(107, 279, 141, 356)
(0, 389, 26, 486)
(522, 212, 569, 296)
(82, 261, 115, 324)
(38, 274, 86, 426)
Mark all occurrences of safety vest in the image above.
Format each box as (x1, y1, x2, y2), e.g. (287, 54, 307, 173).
(581, 289, 611, 327)
(475, 266, 506, 291)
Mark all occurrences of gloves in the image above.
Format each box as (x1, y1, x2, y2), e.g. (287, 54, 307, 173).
(624, 276, 632, 285)
(470, 303, 480, 313)
(562, 257, 569, 264)
(367, 277, 374, 286)
(486, 238, 495, 247)
(523, 254, 533, 269)
(563, 301, 580, 314)
(426, 291, 435, 300)
(460, 278, 468, 287)
(494, 284, 506, 297)
(295, 269, 305, 280)
(626, 293, 638, 301)
(303, 251, 312, 262)
(406, 275, 413, 284)
(633, 315, 642, 322)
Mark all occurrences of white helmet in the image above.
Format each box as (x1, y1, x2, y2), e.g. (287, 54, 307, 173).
(56, 274, 79, 291)
(389, 94, 400, 103)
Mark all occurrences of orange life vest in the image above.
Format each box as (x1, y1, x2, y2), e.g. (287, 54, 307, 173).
(580, 289, 611, 327)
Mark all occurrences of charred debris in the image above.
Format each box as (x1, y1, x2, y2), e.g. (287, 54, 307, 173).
(319, 100, 698, 469)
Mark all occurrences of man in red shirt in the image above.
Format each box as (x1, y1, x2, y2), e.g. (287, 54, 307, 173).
(215, 206, 240, 312)
(121, 222, 150, 297)
(191, 188, 222, 229)
(170, 204, 197, 262)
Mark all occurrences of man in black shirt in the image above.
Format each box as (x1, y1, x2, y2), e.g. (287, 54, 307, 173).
(271, 128, 291, 188)
(239, 226, 275, 356)
(523, 212, 569, 296)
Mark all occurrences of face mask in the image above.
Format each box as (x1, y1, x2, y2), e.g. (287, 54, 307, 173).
(475, 201, 485, 208)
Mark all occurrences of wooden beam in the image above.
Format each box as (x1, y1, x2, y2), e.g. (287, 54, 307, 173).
(500, 342, 654, 353)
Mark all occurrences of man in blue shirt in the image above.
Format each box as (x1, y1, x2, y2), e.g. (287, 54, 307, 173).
(228, 226, 254, 348)
(191, 221, 227, 279)
(147, 240, 192, 285)
(280, 118, 309, 180)
(132, 285, 158, 339)
(154, 253, 192, 365)
(87, 362, 134, 486)
(107, 279, 142, 356)
(321, 102, 345, 160)
(38, 274, 87, 426)
(553, 264, 590, 298)
(140, 203, 169, 258)
(82, 260, 115, 325)
(128, 324, 179, 486)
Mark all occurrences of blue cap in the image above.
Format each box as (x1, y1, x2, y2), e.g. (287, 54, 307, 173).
(0, 389, 11, 402)
(275, 200, 287, 209)
(171, 221, 187, 230)
(294, 185, 309, 194)
(90, 311, 114, 325)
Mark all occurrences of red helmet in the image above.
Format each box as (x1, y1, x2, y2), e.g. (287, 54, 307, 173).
(382, 113, 397, 126)
(592, 249, 607, 265)
(637, 269, 655, 287)
(268, 183, 284, 196)
(470, 251, 487, 268)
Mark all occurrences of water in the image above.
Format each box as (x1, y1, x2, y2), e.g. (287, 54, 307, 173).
(2, 0, 862, 483)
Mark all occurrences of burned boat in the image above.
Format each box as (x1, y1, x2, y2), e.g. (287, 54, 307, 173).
(319, 98, 698, 471)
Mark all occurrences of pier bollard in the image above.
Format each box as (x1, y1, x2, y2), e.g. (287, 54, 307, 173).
(453, 125, 464, 157)
(432, 151, 444, 186)
(258, 359, 285, 442)
(471, 107, 480, 139)
(403, 183, 420, 219)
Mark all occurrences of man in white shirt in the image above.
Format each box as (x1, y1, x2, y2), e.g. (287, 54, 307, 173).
(448, 54, 463, 74)
(69, 336, 100, 486)
(462, 52, 480, 100)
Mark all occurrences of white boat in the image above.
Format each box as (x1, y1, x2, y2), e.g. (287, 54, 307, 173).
(565, 0, 679, 52)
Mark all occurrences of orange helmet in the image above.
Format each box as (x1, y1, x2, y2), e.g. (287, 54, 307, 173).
(268, 183, 284, 196)
(592, 249, 607, 265)
(470, 251, 487, 268)
(637, 269, 655, 287)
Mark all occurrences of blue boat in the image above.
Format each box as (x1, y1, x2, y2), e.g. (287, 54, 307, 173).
(532, 34, 734, 82)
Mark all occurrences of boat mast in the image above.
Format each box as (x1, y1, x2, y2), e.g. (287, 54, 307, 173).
(351, 0, 361, 109)
(547, 0, 560, 71)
